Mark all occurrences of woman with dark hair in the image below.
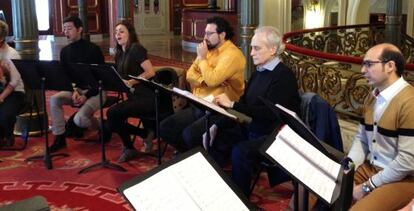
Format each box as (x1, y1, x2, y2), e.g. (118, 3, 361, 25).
(106, 20, 156, 163)
(0, 59, 25, 147)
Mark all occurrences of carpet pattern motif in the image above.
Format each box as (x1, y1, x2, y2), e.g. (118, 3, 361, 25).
(0, 132, 292, 210)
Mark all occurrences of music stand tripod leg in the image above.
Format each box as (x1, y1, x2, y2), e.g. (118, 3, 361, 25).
(154, 89, 162, 165)
(204, 111, 211, 152)
(78, 81, 126, 174)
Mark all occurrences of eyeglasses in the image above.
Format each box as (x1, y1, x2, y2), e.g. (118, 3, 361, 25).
(204, 31, 218, 37)
(362, 60, 390, 68)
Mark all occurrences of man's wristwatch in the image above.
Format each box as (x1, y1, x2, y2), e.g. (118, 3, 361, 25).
(362, 182, 372, 193)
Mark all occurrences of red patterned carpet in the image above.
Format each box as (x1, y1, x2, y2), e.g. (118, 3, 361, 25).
(0, 131, 292, 210)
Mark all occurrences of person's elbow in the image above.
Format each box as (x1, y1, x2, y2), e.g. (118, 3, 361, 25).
(203, 77, 224, 87)
(147, 69, 156, 78)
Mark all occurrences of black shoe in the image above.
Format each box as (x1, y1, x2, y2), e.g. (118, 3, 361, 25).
(0, 138, 5, 149)
(50, 135, 67, 152)
(117, 148, 139, 163)
(5, 136, 15, 147)
(65, 113, 85, 138)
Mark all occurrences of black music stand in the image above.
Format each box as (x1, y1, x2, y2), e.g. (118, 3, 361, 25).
(77, 64, 128, 174)
(260, 100, 354, 211)
(1, 60, 43, 151)
(25, 60, 71, 169)
(149, 86, 250, 152)
(130, 76, 179, 165)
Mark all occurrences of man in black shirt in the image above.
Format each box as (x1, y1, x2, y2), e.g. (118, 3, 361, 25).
(49, 16, 105, 152)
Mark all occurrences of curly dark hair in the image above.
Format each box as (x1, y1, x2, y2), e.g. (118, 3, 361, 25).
(206, 16, 234, 40)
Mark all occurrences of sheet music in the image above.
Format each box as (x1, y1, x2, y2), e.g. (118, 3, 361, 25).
(172, 87, 237, 120)
(129, 75, 149, 82)
(276, 104, 309, 129)
(266, 125, 341, 203)
(203, 94, 214, 103)
(123, 152, 249, 211)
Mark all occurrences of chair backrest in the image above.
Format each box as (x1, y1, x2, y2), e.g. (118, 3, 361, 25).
(300, 92, 343, 152)
(153, 67, 178, 87)
(153, 68, 179, 117)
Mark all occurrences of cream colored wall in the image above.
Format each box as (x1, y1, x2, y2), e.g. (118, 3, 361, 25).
(407, 0, 414, 37)
(259, 0, 291, 34)
(347, 0, 369, 25)
(133, 0, 169, 34)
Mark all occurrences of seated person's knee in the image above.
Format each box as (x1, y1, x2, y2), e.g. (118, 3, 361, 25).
(73, 114, 89, 128)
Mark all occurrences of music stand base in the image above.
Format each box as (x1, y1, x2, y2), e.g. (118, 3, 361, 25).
(25, 153, 69, 169)
(78, 159, 127, 174)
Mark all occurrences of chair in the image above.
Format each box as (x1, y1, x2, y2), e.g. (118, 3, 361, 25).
(249, 92, 344, 199)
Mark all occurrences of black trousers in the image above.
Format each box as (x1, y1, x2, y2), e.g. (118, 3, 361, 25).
(0, 91, 25, 139)
(107, 92, 155, 149)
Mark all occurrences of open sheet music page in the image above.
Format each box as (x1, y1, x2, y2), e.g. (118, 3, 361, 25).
(123, 152, 249, 211)
(266, 125, 341, 203)
(275, 104, 309, 127)
(172, 87, 237, 120)
(129, 75, 148, 82)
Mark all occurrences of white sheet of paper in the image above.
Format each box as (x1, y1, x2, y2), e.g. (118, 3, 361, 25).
(123, 152, 249, 211)
(172, 87, 237, 119)
(203, 94, 214, 103)
(266, 125, 341, 203)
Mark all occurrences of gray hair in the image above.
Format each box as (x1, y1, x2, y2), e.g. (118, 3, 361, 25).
(254, 26, 285, 56)
(0, 20, 8, 40)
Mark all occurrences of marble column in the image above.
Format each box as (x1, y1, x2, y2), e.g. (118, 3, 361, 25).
(385, 0, 402, 46)
(118, 0, 132, 22)
(78, 0, 90, 41)
(11, 0, 43, 135)
(238, 0, 259, 79)
(11, 0, 39, 60)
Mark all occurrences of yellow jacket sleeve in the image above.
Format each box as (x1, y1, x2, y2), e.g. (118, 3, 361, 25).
(198, 51, 245, 87)
(186, 59, 204, 87)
